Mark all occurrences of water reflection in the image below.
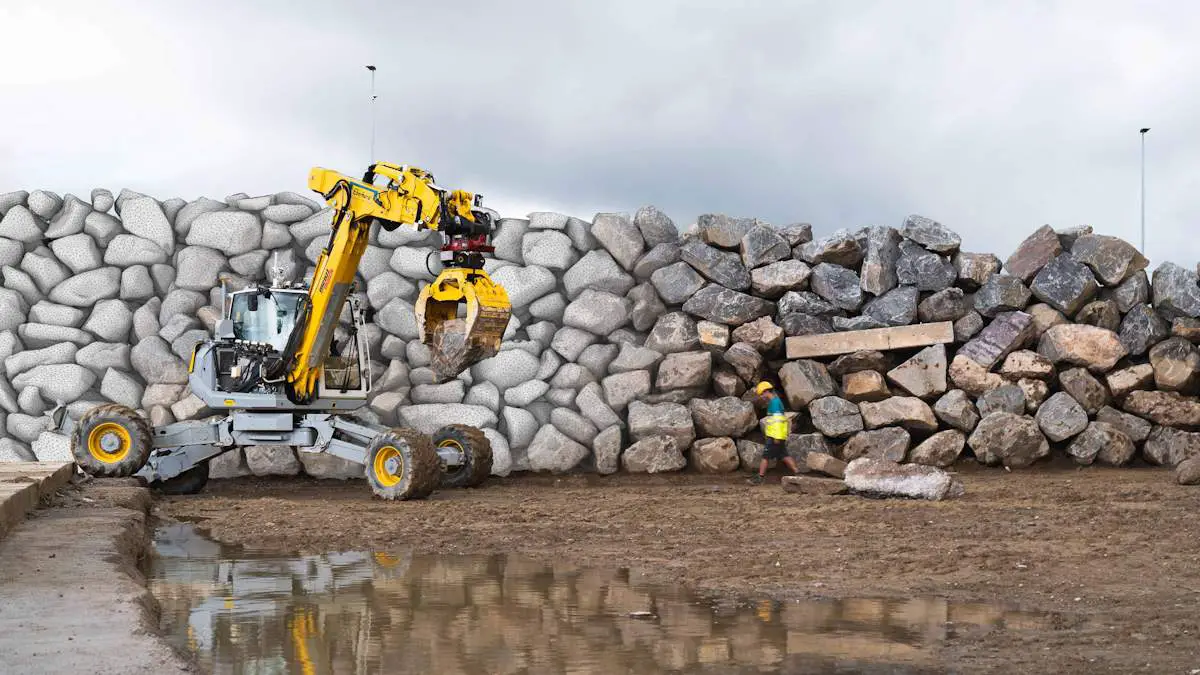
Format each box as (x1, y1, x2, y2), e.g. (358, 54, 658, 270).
(147, 522, 1058, 675)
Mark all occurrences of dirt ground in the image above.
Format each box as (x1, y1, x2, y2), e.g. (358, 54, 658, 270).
(157, 459, 1200, 674)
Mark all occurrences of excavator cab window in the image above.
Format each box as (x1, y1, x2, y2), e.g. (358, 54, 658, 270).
(229, 290, 306, 352)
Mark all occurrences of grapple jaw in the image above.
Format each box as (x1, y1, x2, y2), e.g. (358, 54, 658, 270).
(415, 268, 512, 379)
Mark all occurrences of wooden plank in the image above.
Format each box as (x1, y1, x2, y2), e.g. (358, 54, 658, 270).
(785, 322, 955, 360)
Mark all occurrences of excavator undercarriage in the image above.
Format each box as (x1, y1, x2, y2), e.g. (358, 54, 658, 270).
(67, 162, 512, 499)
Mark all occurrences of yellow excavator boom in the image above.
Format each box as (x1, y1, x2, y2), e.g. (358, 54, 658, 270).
(285, 163, 511, 403)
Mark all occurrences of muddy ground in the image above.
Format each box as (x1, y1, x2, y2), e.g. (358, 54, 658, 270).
(157, 459, 1200, 674)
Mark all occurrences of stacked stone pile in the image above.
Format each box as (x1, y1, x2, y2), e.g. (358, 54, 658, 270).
(1, 185, 1198, 484)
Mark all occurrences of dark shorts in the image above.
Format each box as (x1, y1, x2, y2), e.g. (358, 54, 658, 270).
(763, 438, 788, 461)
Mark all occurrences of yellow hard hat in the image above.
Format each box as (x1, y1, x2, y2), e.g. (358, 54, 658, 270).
(755, 381, 774, 395)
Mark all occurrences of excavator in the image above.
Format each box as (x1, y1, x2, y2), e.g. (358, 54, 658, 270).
(65, 162, 513, 500)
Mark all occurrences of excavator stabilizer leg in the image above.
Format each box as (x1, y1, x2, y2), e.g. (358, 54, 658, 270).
(416, 267, 511, 378)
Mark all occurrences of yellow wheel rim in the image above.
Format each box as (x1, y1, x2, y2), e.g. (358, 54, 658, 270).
(87, 422, 132, 464)
(373, 445, 403, 487)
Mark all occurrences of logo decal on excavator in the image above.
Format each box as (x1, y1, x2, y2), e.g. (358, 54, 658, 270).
(319, 268, 332, 293)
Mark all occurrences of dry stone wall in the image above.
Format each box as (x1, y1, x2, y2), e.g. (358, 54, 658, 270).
(2, 186, 1200, 482)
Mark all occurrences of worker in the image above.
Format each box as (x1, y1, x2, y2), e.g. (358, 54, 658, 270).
(748, 381, 801, 484)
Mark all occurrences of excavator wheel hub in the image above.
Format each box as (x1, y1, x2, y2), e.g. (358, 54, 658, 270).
(384, 456, 403, 476)
(372, 446, 404, 488)
(88, 422, 132, 463)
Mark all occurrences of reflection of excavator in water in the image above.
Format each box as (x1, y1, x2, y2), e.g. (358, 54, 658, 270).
(67, 162, 512, 500)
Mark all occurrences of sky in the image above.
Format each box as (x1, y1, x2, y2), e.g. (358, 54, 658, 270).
(0, 0, 1196, 268)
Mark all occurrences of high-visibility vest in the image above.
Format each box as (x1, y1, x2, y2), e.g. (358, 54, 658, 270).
(764, 413, 789, 440)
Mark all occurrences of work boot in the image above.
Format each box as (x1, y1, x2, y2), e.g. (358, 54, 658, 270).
(747, 474, 764, 485)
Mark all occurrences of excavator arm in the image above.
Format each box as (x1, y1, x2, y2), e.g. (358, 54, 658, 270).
(287, 162, 511, 403)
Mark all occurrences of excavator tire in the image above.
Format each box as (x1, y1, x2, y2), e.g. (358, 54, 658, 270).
(433, 424, 492, 489)
(151, 461, 210, 496)
(71, 404, 153, 478)
(365, 427, 441, 500)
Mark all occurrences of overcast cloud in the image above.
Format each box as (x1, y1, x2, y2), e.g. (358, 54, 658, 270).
(1, 0, 1196, 266)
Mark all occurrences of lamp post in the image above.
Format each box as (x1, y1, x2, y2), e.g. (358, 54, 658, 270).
(367, 65, 377, 163)
(1140, 127, 1149, 254)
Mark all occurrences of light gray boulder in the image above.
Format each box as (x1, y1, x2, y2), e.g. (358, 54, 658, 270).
(577, 343, 619, 379)
(590, 212, 645, 270)
(82, 299, 134, 342)
(564, 216, 598, 251)
(12, 364, 97, 402)
(489, 264, 557, 308)
(376, 298, 419, 340)
(521, 231, 577, 270)
(0, 191, 28, 216)
(120, 266, 155, 301)
(526, 425, 589, 473)
(21, 249, 70, 295)
(602, 370, 652, 412)
(288, 207, 334, 244)
(527, 211, 568, 230)
(0, 205, 45, 243)
(261, 203, 313, 224)
(502, 406, 538, 450)
(529, 292, 566, 323)
(82, 211, 121, 248)
(399, 403, 497, 435)
(5, 342, 77, 379)
(388, 246, 440, 280)
(463, 381, 501, 412)
(482, 428, 513, 477)
(628, 400, 696, 449)
(471, 349, 541, 391)
(49, 233, 102, 273)
(0, 237, 21, 268)
(366, 272, 417, 310)
(100, 368, 144, 409)
(103, 235, 168, 266)
(18, 387, 46, 416)
(48, 267, 120, 307)
(563, 250, 635, 300)
(45, 195, 91, 238)
(75, 343, 132, 376)
(230, 250, 270, 278)
(119, 197, 174, 254)
(2, 265, 43, 306)
(28, 190, 63, 219)
(8, 414, 52, 444)
(593, 425, 622, 474)
(562, 289, 631, 336)
(410, 381, 466, 404)
(490, 218, 528, 263)
(0, 289, 28, 332)
(244, 446, 302, 476)
(551, 408, 599, 447)
(17, 323, 92, 349)
(187, 210, 261, 255)
(131, 336, 189, 384)
(621, 436, 686, 473)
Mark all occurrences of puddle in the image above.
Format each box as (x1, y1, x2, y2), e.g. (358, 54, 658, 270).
(146, 522, 1061, 674)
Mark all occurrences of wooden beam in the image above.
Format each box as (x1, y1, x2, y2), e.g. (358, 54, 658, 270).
(785, 322, 955, 360)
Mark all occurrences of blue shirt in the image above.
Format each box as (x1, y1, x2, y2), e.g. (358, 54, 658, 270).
(766, 395, 785, 415)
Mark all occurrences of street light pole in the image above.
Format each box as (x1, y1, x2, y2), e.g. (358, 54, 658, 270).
(367, 65, 377, 163)
(1140, 127, 1150, 254)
